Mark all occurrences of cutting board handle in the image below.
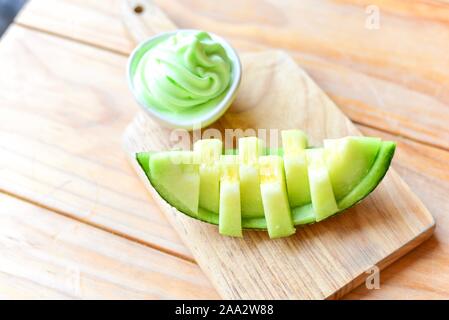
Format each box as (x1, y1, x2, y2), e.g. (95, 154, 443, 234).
(122, 0, 178, 44)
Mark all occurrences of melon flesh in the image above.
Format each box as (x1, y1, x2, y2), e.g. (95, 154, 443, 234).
(219, 155, 242, 237)
(194, 139, 222, 213)
(282, 130, 311, 207)
(282, 129, 308, 152)
(149, 151, 200, 216)
(259, 155, 295, 238)
(324, 137, 381, 200)
(238, 137, 265, 217)
(306, 149, 338, 221)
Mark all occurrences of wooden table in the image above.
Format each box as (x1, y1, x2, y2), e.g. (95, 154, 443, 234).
(0, 0, 448, 299)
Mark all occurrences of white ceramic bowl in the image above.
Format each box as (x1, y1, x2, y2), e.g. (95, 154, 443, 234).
(127, 29, 242, 130)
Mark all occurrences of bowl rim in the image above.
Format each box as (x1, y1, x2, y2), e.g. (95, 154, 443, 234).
(126, 29, 242, 130)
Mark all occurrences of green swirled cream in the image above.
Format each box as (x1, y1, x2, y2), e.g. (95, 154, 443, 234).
(133, 31, 233, 114)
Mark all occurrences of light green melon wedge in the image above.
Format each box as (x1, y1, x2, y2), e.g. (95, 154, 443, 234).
(259, 155, 295, 238)
(282, 130, 311, 208)
(324, 136, 381, 200)
(194, 139, 222, 214)
(147, 151, 200, 216)
(238, 137, 265, 218)
(218, 155, 242, 237)
(306, 148, 338, 221)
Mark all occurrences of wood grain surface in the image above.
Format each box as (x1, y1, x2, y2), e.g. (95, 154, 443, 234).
(0, 0, 446, 299)
(123, 45, 434, 298)
(0, 193, 217, 299)
(0, 25, 191, 258)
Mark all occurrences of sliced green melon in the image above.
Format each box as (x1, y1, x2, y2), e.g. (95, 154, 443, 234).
(194, 139, 222, 214)
(218, 155, 242, 237)
(282, 130, 311, 207)
(306, 148, 338, 221)
(147, 151, 200, 216)
(238, 137, 265, 218)
(239, 136, 265, 162)
(282, 129, 308, 152)
(259, 155, 295, 238)
(136, 136, 396, 238)
(337, 141, 395, 210)
(324, 137, 381, 200)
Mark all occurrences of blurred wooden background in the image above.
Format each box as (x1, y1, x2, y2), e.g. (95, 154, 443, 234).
(0, 0, 448, 299)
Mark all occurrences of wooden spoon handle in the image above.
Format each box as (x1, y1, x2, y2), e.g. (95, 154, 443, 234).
(121, 0, 178, 44)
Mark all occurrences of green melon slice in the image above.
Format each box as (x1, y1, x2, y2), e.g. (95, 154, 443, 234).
(324, 136, 381, 200)
(136, 137, 396, 237)
(337, 141, 395, 210)
(282, 130, 311, 207)
(238, 137, 265, 218)
(282, 129, 308, 151)
(194, 139, 222, 214)
(218, 155, 242, 237)
(259, 155, 295, 238)
(306, 148, 338, 221)
(147, 151, 200, 216)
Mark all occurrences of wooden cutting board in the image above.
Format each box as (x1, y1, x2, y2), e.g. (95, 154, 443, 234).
(121, 0, 435, 299)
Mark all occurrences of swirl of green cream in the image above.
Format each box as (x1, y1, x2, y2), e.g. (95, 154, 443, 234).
(134, 31, 232, 113)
